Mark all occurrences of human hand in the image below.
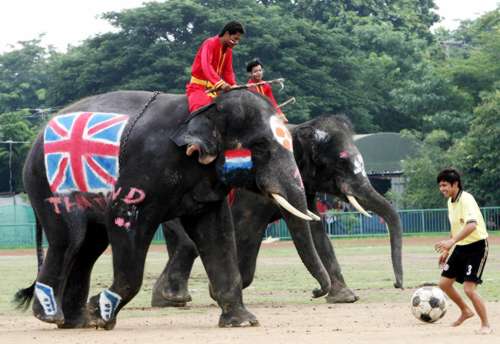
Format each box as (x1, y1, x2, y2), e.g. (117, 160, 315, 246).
(438, 251, 449, 268)
(434, 238, 455, 253)
(278, 113, 289, 123)
(219, 81, 232, 92)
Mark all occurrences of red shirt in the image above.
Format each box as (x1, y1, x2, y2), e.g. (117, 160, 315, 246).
(247, 79, 283, 114)
(190, 35, 236, 87)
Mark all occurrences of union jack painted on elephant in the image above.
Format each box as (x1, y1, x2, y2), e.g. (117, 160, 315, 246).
(43, 112, 129, 194)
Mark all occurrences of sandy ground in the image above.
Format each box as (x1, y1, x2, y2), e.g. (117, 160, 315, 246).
(2, 236, 499, 343)
(1, 302, 499, 344)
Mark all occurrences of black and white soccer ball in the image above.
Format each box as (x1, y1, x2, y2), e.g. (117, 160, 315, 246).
(411, 286, 448, 323)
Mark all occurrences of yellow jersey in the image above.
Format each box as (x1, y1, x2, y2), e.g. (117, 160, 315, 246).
(448, 190, 488, 245)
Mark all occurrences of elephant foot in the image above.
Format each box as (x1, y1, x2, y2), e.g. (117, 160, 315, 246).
(33, 301, 64, 325)
(34, 311, 65, 326)
(151, 288, 192, 308)
(85, 294, 117, 330)
(218, 306, 259, 328)
(325, 286, 359, 304)
(57, 318, 90, 329)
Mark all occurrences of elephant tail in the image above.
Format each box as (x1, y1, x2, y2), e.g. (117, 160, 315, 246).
(13, 216, 44, 310)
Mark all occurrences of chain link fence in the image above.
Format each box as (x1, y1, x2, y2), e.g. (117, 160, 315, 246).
(0, 204, 499, 248)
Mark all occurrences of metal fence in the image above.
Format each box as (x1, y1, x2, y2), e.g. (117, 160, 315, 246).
(264, 207, 500, 239)
(0, 205, 499, 248)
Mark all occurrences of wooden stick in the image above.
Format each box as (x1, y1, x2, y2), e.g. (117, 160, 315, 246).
(277, 97, 296, 109)
(205, 78, 285, 94)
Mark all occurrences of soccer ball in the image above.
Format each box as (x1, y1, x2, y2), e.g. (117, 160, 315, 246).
(411, 286, 448, 323)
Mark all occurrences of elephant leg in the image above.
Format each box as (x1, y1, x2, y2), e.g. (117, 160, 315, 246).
(183, 202, 258, 327)
(57, 223, 109, 328)
(151, 219, 199, 307)
(31, 205, 88, 325)
(232, 192, 281, 290)
(307, 196, 359, 303)
(86, 207, 158, 330)
(237, 223, 268, 289)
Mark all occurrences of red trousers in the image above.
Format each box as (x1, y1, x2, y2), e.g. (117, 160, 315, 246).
(186, 83, 216, 113)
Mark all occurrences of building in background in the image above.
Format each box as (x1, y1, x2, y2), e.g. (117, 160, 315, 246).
(354, 132, 419, 207)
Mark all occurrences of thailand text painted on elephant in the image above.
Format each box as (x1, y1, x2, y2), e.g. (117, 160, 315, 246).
(14, 90, 331, 330)
(152, 115, 404, 308)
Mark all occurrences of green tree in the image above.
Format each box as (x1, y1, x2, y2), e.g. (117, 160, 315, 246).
(0, 38, 51, 113)
(455, 91, 500, 206)
(401, 130, 453, 208)
(0, 110, 35, 192)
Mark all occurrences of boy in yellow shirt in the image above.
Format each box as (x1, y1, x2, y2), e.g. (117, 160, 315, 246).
(435, 168, 491, 335)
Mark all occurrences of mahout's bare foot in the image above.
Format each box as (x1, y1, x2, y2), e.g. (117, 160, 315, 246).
(451, 310, 474, 327)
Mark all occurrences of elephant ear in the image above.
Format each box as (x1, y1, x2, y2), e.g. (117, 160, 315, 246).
(294, 126, 320, 164)
(170, 103, 221, 164)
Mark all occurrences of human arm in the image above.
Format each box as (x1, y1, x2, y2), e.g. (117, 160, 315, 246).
(221, 50, 236, 86)
(263, 84, 284, 115)
(434, 221, 478, 252)
(200, 39, 226, 89)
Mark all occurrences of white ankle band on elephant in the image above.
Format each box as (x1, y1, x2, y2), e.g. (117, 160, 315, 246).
(34, 282, 57, 316)
(99, 289, 122, 321)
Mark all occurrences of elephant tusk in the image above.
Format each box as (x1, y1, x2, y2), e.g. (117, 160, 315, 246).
(307, 210, 321, 221)
(271, 193, 313, 221)
(347, 195, 372, 217)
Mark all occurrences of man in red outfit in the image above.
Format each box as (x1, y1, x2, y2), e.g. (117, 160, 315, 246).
(186, 21, 245, 113)
(246, 59, 288, 122)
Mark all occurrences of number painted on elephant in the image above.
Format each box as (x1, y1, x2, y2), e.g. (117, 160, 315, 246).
(270, 115, 293, 152)
(34, 282, 57, 316)
(223, 149, 253, 173)
(43, 112, 129, 194)
(353, 154, 367, 177)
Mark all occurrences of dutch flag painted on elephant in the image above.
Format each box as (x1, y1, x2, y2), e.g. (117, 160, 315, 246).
(223, 149, 253, 173)
(43, 112, 129, 194)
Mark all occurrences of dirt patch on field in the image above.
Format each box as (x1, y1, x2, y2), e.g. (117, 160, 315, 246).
(1, 302, 499, 344)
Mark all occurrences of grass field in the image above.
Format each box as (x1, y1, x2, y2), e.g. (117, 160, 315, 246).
(0, 234, 499, 344)
(1, 234, 499, 315)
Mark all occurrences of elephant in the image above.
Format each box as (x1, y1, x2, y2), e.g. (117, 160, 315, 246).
(151, 115, 404, 307)
(14, 89, 332, 329)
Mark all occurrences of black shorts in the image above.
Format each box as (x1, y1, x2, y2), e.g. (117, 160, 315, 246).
(441, 239, 489, 284)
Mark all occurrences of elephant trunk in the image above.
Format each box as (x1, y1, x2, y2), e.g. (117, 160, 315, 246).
(274, 186, 331, 297)
(354, 184, 403, 289)
(282, 211, 332, 297)
(256, 154, 331, 297)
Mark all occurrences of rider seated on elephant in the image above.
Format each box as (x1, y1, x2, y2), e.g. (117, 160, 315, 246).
(186, 21, 245, 113)
(246, 59, 288, 123)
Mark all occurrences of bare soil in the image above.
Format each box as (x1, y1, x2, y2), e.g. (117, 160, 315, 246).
(1, 302, 499, 344)
(2, 236, 499, 343)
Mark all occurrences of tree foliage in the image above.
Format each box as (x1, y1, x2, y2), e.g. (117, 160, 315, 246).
(401, 7, 500, 207)
(0, 0, 497, 204)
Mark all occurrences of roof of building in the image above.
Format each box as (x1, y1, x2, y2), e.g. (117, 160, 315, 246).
(354, 132, 419, 175)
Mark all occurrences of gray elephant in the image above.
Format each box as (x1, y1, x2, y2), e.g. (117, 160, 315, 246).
(152, 115, 403, 307)
(14, 90, 332, 329)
